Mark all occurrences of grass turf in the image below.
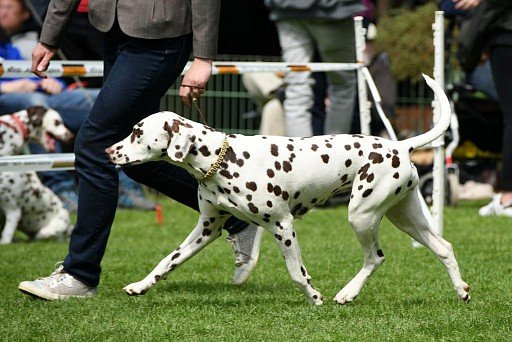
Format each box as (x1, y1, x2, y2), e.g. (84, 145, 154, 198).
(1, 199, 511, 341)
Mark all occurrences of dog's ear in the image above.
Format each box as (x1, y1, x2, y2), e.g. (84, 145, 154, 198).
(164, 120, 191, 163)
(26, 106, 47, 127)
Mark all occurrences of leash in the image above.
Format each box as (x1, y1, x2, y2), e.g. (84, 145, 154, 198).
(180, 84, 208, 125)
(180, 84, 229, 182)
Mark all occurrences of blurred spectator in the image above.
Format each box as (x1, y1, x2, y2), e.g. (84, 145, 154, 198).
(457, 0, 512, 216)
(59, 0, 104, 88)
(242, 72, 286, 136)
(265, 0, 365, 136)
(440, 0, 499, 101)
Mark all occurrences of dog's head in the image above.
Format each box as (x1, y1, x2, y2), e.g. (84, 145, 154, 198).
(26, 106, 74, 152)
(106, 112, 193, 166)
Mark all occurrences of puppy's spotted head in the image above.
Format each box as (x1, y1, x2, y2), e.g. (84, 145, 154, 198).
(25, 106, 74, 152)
(107, 111, 192, 166)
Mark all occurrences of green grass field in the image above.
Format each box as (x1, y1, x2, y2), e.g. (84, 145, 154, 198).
(1, 199, 511, 341)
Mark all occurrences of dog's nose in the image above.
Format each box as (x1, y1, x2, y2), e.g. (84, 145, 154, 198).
(64, 131, 74, 142)
(105, 147, 114, 155)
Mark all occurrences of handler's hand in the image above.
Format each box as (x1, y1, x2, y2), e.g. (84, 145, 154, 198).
(31, 42, 57, 79)
(452, 0, 481, 10)
(179, 57, 212, 107)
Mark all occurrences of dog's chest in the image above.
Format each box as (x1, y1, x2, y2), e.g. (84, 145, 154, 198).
(0, 127, 24, 156)
(0, 172, 61, 230)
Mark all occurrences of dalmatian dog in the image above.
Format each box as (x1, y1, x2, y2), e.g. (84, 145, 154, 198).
(0, 106, 73, 244)
(107, 75, 470, 305)
(0, 105, 74, 156)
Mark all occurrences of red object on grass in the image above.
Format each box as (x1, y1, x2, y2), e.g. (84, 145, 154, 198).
(155, 204, 163, 225)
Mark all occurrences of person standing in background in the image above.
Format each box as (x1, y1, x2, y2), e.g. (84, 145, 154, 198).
(264, 0, 365, 137)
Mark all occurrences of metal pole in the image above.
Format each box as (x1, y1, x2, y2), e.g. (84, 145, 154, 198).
(431, 11, 446, 236)
(354, 16, 371, 135)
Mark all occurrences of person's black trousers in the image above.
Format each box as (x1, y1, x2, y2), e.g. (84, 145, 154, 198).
(64, 23, 246, 287)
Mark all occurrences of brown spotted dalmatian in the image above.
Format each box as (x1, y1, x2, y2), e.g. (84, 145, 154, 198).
(0, 106, 73, 244)
(107, 75, 470, 305)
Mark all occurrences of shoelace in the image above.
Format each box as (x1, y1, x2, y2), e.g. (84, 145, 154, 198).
(227, 236, 251, 266)
(36, 262, 73, 288)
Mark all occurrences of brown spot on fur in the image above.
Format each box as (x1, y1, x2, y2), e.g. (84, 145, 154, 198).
(362, 189, 373, 197)
(246, 182, 257, 192)
(392, 155, 400, 168)
(199, 145, 211, 157)
(271, 144, 279, 156)
(248, 203, 259, 213)
(368, 152, 384, 164)
(283, 161, 292, 172)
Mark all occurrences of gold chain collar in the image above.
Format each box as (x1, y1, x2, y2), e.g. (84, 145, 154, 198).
(198, 136, 229, 182)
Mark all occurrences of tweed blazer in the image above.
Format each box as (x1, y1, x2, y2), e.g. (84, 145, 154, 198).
(39, 0, 221, 58)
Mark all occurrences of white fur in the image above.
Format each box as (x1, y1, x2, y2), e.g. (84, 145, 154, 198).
(108, 75, 470, 305)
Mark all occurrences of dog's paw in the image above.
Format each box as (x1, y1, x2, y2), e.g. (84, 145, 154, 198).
(307, 289, 323, 305)
(458, 282, 471, 303)
(309, 294, 323, 306)
(123, 281, 150, 296)
(333, 288, 359, 305)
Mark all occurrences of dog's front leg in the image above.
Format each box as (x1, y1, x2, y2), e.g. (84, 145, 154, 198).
(124, 211, 227, 296)
(271, 218, 323, 305)
(0, 207, 21, 245)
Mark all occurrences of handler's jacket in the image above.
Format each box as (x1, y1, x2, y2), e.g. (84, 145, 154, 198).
(40, 0, 221, 59)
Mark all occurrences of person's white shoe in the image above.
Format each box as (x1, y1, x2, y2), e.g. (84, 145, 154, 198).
(479, 194, 512, 217)
(18, 263, 97, 300)
(227, 225, 264, 286)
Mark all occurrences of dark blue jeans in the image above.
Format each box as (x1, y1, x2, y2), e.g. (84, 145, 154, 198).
(64, 24, 246, 287)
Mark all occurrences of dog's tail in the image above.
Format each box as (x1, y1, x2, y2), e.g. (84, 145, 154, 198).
(403, 74, 451, 151)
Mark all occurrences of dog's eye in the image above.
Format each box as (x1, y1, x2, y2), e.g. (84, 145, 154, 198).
(54, 120, 61, 126)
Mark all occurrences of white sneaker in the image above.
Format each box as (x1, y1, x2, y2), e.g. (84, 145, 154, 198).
(227, 225, 264, 286)
(18, 264, 97, 300)
(479, 194, 512, 217)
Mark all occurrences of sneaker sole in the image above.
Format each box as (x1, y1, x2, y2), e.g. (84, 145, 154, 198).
(18, 282, 96, 301)
(232, 226, 265, 286)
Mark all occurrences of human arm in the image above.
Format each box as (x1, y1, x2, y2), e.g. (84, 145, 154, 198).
(0, 79, 38, 93)
(32, 0, 81, 78)
(179, 0, 221, 106)
(452, 0, 481, 10)
(39, 78, 65, 94)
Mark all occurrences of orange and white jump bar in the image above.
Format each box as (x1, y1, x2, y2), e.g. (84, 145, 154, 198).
(0, 60, 362, 78)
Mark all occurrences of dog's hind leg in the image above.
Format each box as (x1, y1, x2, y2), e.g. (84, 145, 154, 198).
(385, 190, 470, 302)
(123, 209, 228, 296)
(270, 217, 323, 305)
(334, 207, 385, 304)
(0, 207, 21, 245)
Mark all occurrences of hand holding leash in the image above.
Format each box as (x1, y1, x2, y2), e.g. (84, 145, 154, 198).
(179, 57, 212, 106)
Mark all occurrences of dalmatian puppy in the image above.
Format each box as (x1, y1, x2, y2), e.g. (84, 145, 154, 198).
(0, 105, 74, 156)
(0, 172, 71, 244)
(0, 106, 73, 244)
(107, 75, 470, 305)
